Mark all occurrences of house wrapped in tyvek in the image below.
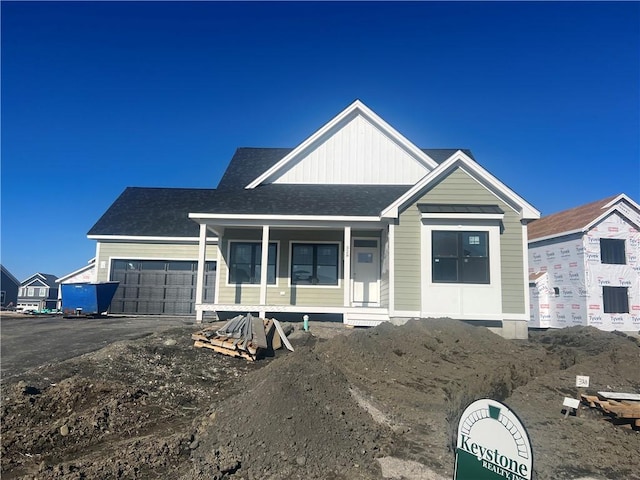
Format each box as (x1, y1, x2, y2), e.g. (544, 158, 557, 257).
(528, 194, 640, 331)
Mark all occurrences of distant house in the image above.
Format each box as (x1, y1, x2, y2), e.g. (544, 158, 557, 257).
(1, 265, 20, 308)
(89, 100, 540, 338)
(55, 259, 97, 308)
(528, 194, 640, 331)
(17, 273, 59, 312)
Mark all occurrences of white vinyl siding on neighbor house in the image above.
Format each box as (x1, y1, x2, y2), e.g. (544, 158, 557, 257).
(273, 114, 429, 185)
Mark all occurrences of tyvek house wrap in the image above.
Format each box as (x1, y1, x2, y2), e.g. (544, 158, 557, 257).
(529, 212, 640, 331)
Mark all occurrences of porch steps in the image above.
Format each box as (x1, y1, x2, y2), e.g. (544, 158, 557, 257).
(344, 310, 389, 327)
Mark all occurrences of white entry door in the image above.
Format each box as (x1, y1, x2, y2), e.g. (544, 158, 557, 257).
(352, 239, 380, 306)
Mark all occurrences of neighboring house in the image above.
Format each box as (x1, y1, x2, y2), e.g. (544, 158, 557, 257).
(528, 194, 640, 332)
(17, 273, 59, 311)
(55, 258, 97, 308)
(89, 100, 540, 338)
(1, 265, 20, 308)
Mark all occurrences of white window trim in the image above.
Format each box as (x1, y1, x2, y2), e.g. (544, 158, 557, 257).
(431, 230, 491, 285)
(225, 240, 280, 288)
(423, 222, 501, 288)
(288, 240, 343, 289)
(420, 219, 503, 320)
(351, 237, 381, 306)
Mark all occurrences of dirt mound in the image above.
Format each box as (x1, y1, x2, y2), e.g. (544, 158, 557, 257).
(185, 346, 394, 480)
(316, 320, 640, 479)
(2, 319, 639, 480)
(1, 325, 262, 479)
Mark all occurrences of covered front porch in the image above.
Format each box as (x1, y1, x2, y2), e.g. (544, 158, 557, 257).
(189, 216, 391, 325)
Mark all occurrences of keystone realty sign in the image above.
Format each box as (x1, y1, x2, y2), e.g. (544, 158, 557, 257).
(454, 399, 533, 480)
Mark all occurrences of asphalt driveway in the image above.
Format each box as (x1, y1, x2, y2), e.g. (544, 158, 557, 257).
(0, 314, 199, 380)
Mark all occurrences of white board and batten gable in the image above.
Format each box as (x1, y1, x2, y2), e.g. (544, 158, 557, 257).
(246, 100, 438, 187)
(246, 100, 540, 222)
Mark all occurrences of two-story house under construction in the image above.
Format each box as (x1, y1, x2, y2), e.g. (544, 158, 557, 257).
(528, 194, 640, 331)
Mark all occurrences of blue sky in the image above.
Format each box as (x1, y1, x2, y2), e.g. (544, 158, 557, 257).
(1, 1, 638, 282)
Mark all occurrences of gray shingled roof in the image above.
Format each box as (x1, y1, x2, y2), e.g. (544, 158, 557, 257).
(192, 184, 412, 216)
(88, 188, 219, 237)
(217, 148, 294, 190)
(88, 147, 474, 237)
(22, 273, 59, 287)
(217, 147, 474, 190)
(88, 185, 412, 236)
(421, 148, 475, 163)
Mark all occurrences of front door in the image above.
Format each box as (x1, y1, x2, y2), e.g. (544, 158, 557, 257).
(352, 239, 380, 306)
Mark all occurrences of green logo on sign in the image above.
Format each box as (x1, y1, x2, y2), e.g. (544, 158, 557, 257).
(454, 399, 533, 480)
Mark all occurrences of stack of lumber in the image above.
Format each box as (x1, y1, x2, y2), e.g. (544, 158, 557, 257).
(581, 392, 640, 429)
(192, 313, 293, 361)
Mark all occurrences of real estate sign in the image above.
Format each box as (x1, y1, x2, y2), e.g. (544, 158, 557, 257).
(454, 399, 532, 480)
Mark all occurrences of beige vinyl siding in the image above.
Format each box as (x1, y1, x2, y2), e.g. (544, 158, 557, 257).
(217, 228, 345, 307)
(394, 207, 422, 310)
(411, 167, 525, 314)
(499, 221, 526, 315)
(96, 241, 216, 282)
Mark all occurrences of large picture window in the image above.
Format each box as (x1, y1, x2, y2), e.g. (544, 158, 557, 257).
(432, 231, 489, 284)
(603, 286, 629, 314)
(291, 243, 339, 285)
(600, 239, 626, 264)
(229, 242, 277, 284)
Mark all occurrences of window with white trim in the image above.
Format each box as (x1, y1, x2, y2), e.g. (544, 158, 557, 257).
(432, 231, 489, 284)
(291, 243, 339, 285)
(229, 242, 277, 284)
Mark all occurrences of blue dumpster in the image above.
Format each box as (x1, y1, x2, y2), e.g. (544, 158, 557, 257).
(61, 282, 120, 317)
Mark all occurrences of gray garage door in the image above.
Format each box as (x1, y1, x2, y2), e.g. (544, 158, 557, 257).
(109, 260, 216, 315)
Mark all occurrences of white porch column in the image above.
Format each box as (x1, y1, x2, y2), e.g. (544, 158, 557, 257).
(388, 223, 395, 315)
(259, 225, 270, 315)
(343, 226, 351, 307)
(195, 223, 208, 323)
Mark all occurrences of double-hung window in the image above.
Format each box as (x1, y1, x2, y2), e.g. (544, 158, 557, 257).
(432, 231, 489, 284)
(291, 243, 339, 285)
(229, 242, 277, 284)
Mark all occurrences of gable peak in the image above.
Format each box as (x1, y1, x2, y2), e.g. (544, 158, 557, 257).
(245, 100, 438, 188)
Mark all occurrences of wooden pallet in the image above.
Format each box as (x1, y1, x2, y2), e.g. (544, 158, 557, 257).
(581, 394, 640, 428)
(192, 317, 286, 361)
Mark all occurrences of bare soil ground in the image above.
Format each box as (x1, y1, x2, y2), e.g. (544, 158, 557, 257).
(2, 318, 639, 480)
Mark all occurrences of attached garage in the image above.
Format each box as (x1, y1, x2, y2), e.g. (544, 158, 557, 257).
(109, 260, 216, 315)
